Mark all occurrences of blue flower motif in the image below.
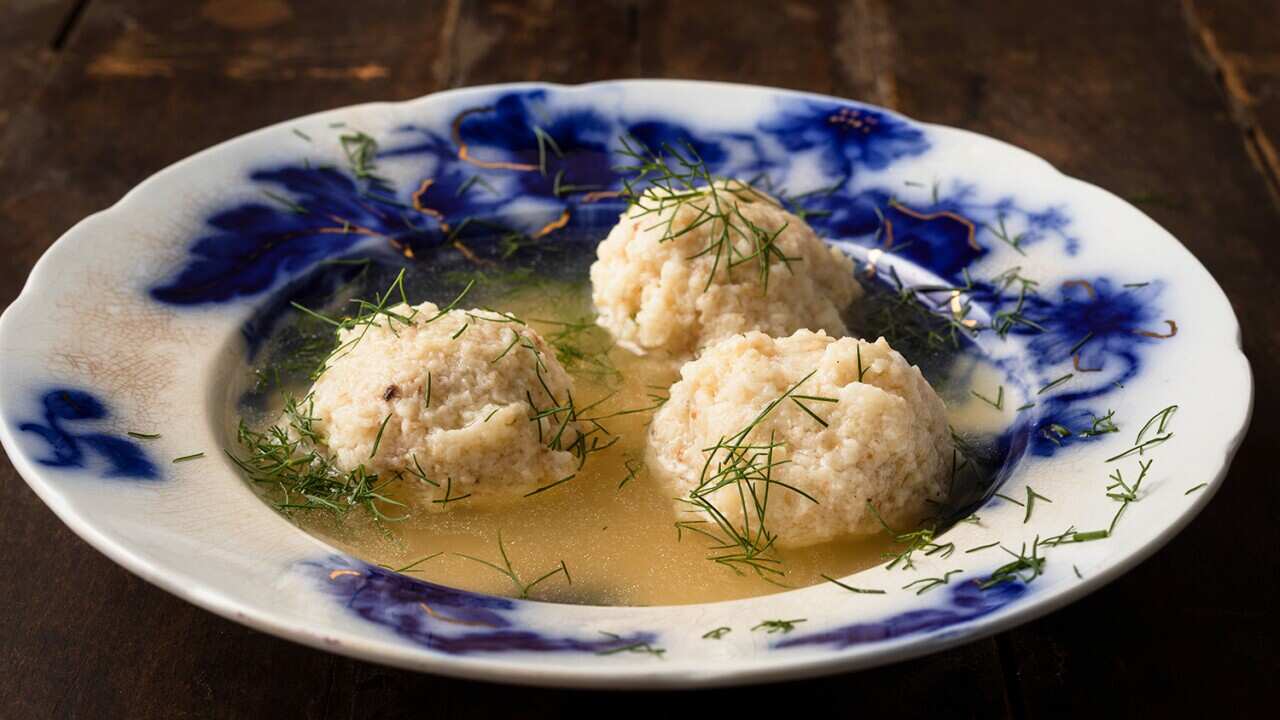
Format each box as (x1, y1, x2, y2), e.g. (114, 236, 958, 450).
(307, 556, 658, 656)
(450, 91, 617, 200)
(759, 101, 929, 180)
(795, 187, 987, 279)
(19, 389, 159, 480)
(150, 168, 399, 305)
(1015, 279, 1168, 394)
(775, 575, 1025, 650)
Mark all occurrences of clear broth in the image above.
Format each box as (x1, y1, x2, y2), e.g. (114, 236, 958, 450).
(237, 256, 1012, 606)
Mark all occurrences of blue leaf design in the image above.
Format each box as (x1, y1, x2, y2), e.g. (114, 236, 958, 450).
(19, 388, 159, 480)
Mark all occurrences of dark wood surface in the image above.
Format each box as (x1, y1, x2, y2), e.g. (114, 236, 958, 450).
(1, 2, 1276, 717)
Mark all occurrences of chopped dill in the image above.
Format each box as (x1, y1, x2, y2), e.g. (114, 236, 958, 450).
(451, 322, 469, 339)
(262, 189, 308, 215)
(702, 627, 732, 639)
(1023, 486, 1052, 523)
(821, 574, 886, 595)
(1106, 458, 1152, 534)
(971, 385, 1004, 410)
(752, 618, 806, 634)
(523, 473, 576, 498)
(1073, 564, 1083, 579)
(978, 540, 1045, 590)
(1068, 331, 1095, 356)
(1016, 402, 1036, 412)
(618, 456, 644, 489)
(597, 632, 666, 657)
(490, 329, 522, 363)
(867, 501, 953, 570)
(1037, 373, 1074, 395)
(903, 569, 961, 595)
(128, 431, 160, 440)
(615, 135, 798, 293)
(172, 452, 205, 463)
(1079, 410, 1119, 437)
(370, 413, 393, 458)
(966, 541, 1000, 554)
(230, 394, 409, 520)
(292, 128, 312, 142)
(987, 214, 1026, 255)
(432, 476, 471, 506)
(530, 315, 620, 382)
(338, 130, 383, 182)
(1185, 483, 1208, 495)
(993, 492, 1024, 506)
(453, 532, 570, 599)
(382, 553, 442, 574)
(675, 372, 825, 577)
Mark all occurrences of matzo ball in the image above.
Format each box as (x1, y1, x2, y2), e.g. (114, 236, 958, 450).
(648, 330, 952, 548)
(590, 182, 861, 356)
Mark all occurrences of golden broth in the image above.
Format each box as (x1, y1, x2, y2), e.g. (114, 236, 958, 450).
(247, 274, 1003, 606)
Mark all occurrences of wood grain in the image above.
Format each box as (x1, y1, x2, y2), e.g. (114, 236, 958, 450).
(0, 1, 1276, 717)
(882, 1, 1280, 715)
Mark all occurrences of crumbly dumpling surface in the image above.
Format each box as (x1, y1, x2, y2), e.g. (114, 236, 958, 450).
(648, 330, 952, 548)
(306, 302, 580, 507)
(589, 182, 862, 356)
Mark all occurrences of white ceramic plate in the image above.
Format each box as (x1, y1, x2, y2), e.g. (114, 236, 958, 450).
(0, 81, 1251, 688)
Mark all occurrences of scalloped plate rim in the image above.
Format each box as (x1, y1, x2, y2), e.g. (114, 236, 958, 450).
(0, 79, 1253, 689)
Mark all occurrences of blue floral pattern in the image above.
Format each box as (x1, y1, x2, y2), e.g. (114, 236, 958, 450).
(306, 556, 658, 655)
(19, 388, 158, 480)
(775, 575, 1027, 650)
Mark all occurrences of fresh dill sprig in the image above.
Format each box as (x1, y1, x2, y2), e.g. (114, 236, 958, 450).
(529, 315, 620, 382)
(1106, 458, 1152, 534)
(1104, 404, 1179, 462)
(1079, 410, 1119, 437)
(752, 618, 806, 634)
(1023, 486, 1052, 523)
(229, 394, 409, 521)
(978, 539, 1046, 589)
(675, 372, 825, 577)
(432, 476, 472, 506)
(262, 190, 309, 215)
(821, 574, 886, 595)
(453, 532, 570, 599)
(902, 569, 961, 595)
(1037, 373, 1074, 395)
(615, 135, 798, 293)
(987, 214, 1026, 255)
(597, 632, 666, 657)
(971, 385, 1004, 410)
(338, 130, 384, 182)
(867, 501, 953, 570)
(523, 473, 576, 498)
(370, 413, 393, 458)
(618, 456, 644, 489)
(381, 553, 443, 574)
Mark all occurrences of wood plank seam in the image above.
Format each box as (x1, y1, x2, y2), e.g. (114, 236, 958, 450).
(1183, 0, 1280, 209)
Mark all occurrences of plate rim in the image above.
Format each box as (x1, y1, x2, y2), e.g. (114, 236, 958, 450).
(0, 78, 1254, 689)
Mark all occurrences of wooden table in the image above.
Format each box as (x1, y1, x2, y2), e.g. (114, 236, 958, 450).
(2, 1, 1276, 716)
